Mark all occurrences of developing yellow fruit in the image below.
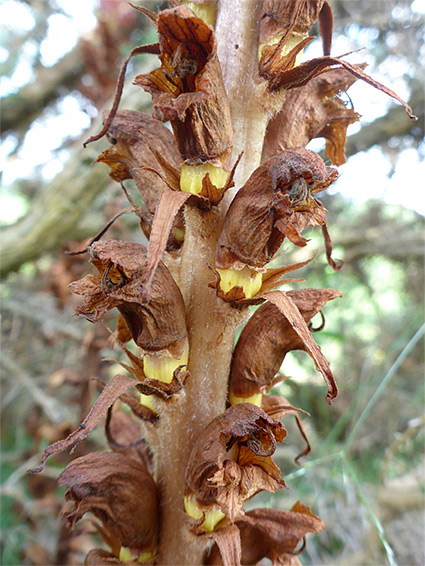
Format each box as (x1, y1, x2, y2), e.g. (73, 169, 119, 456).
(217, 266, 262, 299)
(119, 547, 156, 563)
(228, 390, 263, 407)
(180, 163, 229, 195)
(143, 348, 189, 384)
(184, 1, 216, 26)
(184, 494, 225, 532)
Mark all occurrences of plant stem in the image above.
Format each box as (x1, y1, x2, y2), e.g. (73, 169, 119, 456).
(155, 205, 249, 565)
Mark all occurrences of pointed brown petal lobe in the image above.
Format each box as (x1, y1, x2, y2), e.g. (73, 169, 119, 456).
(134, 5, 233, 166)
(266, 290, 338, 404)
(59, 452, 158, 555)
(141, 191, 191, 303)
(230, 288, 341, 401)
(209, 525, 241, 566)
(216, 149, 337, 271)
(262, 54, 417, 120)
(29, 374, 137, 473)
(84, 43, 160, 147)
(185, 404, 286, 521)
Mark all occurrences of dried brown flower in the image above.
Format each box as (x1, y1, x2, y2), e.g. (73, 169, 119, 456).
(71, 240, 188, 359)
(185, 403, 287, 525)
(230, 288, 341, 399)
(59, 451, 159, 562)
(216, 148, 338, 271)
(96, 109, 184, 246)
(134, 5, 233, 167)
(206, 501, 324, 565)
(263, 67, 363, 165)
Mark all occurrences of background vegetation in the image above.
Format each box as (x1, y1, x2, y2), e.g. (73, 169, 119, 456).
(1, 1, 424, 565)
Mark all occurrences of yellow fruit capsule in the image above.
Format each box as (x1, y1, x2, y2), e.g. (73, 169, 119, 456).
(180, 163, 229, 195)
(139, 393, 155, 412)
(119, 547, 156, 563)
(184, 494, 225, 532)
(184, 1, 216, 27)
(217, 266, 262, 299)
(228, 390, 263, 407)
(143, 347, 189, 384)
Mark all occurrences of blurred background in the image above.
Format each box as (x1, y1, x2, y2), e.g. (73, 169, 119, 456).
(1, 1, 424, 565)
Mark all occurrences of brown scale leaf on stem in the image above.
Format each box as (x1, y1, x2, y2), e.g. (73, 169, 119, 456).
(185, 404, 287, 523)
(134, 5, 233, 167)
(207, 502, 324, 566)
(229, 288, 342, 404)
(59, 452, 159, 562)
(216, 148, 338, 272)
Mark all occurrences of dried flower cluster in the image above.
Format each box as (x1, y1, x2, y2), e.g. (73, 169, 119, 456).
(31, 1, 415, 565)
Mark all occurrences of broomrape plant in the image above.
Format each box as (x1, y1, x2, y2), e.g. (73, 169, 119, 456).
(30, 1, 416, 565)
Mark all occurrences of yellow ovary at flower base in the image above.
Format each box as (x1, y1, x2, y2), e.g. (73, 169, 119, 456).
(143, 348, 189, 384)
(228, 390, 263, 407)
(119, 547, 156, 563)
(139, 392, 155, 412)
(180, 163, 229, 195)
(184, 495, 225, 532)
(217, 266, 262, 299)
(184, 1, 216, 26)
(259, 32, 307, 66)
(172, 226, 185, 243)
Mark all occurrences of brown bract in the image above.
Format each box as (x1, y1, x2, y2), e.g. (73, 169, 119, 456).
(207, 502, 324, 565)
(70, 240, 188, 358)
(59, 451, 158, 558)
(96, 109, 184, 246)
(216, 149, 337, 271)
(263, 67, 363, 165)
(230, 288, 341, 400)
(185, 404, 287, 522)
(134, 5, 233, 166)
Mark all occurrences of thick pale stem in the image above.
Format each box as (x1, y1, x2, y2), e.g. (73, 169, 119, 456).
(155, 205, 249, 565)
(215, 0, 270, 187)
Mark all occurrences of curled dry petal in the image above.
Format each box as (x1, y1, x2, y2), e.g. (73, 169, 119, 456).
(229, 288, 342, 401)
(134, 5, 233, 167)
(96, 109, 184, 246)
(59, 452, 159, 557)
(105, 409, 153, 469)
(263, 67, 363, 165)
(216, 149, 337, 271)
(185, 404, 287, 522)
(70, 240, 188, 359)
(207, 502, 324, 565)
